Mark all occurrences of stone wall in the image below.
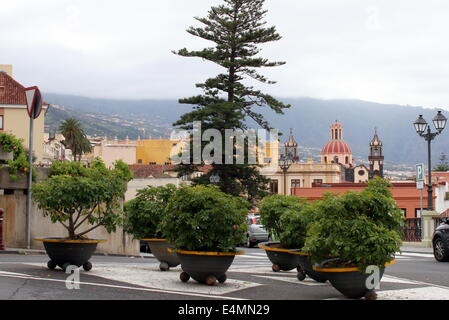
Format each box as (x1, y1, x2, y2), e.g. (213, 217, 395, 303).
(0, 167, 139, 255)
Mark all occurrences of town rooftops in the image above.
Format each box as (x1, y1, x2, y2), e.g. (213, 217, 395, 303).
(0, 71, 27, 105)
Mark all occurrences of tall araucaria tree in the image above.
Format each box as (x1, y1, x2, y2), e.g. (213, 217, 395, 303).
(173, 0, 290, 203)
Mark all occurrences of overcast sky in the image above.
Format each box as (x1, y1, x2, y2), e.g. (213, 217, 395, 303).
(1, 0, 449, 109)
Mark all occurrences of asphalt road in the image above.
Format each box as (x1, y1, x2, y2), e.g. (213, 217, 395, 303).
(0, 247, 448, 300)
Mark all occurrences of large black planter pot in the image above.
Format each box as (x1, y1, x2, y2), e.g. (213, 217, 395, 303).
(142, 239, 180, 271)
(34, 238, 106, 272)
(176, 250, 243, 286)
(313, 260, 397, 299)
(259, 242, 298, 272)
(289, 250, 328, 283)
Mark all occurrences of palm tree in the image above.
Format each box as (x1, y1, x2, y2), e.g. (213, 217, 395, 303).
(59, 118, 91, 162)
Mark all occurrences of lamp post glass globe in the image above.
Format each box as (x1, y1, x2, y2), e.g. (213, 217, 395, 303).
(433, 111, 447, 132)
(414, 115, 428, 135)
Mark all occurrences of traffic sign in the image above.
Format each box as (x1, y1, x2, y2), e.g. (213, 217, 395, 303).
(416, 180, 424, 190)
(25, 86, 43, 119)
(416, 163, 424, 181)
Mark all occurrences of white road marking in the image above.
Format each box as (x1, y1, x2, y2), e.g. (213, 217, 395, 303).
(377, 286, 449, 300)
(397, 252, 434, 258)
(0, 269, 247, 300)
(253, 275, 328, 286)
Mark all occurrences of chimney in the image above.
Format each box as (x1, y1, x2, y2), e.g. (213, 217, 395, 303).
(0, 65, 13, 77)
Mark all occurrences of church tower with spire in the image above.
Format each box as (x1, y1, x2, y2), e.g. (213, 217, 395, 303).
(284, 128, 299, 163)
(368, 129, 384, 179)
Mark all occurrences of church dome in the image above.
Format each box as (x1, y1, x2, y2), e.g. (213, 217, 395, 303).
(321, 140, 352, 154)
(320, 121, 353, 167)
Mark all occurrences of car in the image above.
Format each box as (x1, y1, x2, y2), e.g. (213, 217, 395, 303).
(432, 218, 449, 262)
(245, 214, 270, 248)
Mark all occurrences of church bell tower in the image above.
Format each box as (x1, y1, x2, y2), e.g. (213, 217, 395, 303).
(369, 129, 384, 179)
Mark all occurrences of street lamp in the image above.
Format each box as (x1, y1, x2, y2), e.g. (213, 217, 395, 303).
(413, 111, 447, 211)
(279, 153, 293, 195)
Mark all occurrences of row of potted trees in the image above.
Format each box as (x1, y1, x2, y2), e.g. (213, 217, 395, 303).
(258, 178, 404, 299)
(32, 160, 248, 286)
(30, 158, 404, 298)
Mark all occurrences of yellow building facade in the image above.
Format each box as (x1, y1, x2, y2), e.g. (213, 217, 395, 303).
(0, 66, 47, 163)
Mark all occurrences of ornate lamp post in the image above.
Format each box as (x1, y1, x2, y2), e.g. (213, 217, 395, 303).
(413, 111, 447, 211)
(279, 154, 293, 195)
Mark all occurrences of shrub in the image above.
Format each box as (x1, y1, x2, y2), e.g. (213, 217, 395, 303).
(0, 132, 35, 182)
(258, 194, 308, 241)
(278, 203, 315, 249)
(160, 185, 248, 252)
(32, 158, 132, 240)
(124, 185, 177, 240)
(303, 178, 404, 270)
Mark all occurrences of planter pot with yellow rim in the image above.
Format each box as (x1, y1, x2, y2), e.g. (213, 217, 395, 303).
(288, 249, 328, 283)
(34, 238, 106, 272)
(258, 242, 299, 272)
(141, 239, 180, 271)
(313, 259, 397, 299)
(174, 250, 244, 286)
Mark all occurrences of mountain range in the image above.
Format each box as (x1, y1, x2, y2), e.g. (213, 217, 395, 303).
(43, 93, 449, 165)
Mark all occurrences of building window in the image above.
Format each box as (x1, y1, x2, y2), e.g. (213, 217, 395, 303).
(0, 115, 3, 130)
(149, 162, 156, 165)
(358, 170, 365, 176)
(313, 179, 323, 184)
(291, 179, 301, 190)
(345, 156, 349, 164)
(324, 156, 327, 163)
(270, 179, 278, 194)
(138, 159, 142, 164)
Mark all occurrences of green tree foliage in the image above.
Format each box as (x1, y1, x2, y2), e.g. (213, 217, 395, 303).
(124, 185, 177, 240)
(0, 132, 35, 182)
(303, 178, 404, 270)
(160, 185, 249, 252)
(32, 158, 132, 240)
(258, 194, 308, 241)
(59, 118, 92, 161)
(173, 0, 289, 203)
(434, 152, 449, 171)
(278, 204, 315, 250)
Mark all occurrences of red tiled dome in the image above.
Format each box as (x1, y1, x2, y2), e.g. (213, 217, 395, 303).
(321, 140, 352, 155)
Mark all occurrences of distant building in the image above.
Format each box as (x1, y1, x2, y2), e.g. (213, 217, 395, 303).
(261, 122, 388, 194)
(88, 136, 136, 168)
(320, 121, 353, 167)
(0, 66, 48, 163)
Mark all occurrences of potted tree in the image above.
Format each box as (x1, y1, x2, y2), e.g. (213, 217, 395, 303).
(160, 185, 248, 286)
(258, 195, 309, 272)
(32, 159, 132, 272)
(303, 178, 404, 299)
(124, 184, 180, 271)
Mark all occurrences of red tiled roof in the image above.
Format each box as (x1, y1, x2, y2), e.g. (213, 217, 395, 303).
(321, 140, 352, 154)
(0, 71, 27, 105)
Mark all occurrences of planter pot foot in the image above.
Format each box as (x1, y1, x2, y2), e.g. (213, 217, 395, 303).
(180, 272, 190, 282)
(205, 275, 217, 286)
(297, 270, 306, 281)
(47, 260, 57, 270)
(272, 264, 281, 272)
(365, 290, 378, 300)
(83, 261, 92, 272)
(159, 262, 170, 271)
(218, 274, 227, 284)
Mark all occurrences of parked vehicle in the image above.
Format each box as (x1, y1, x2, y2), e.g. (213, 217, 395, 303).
(433, 218, 449, 262)
(246, 215, 270, 247)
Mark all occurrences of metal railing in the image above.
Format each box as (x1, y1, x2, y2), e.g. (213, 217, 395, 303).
(433, 217, 447, 230)
(402, 218, 422, 242)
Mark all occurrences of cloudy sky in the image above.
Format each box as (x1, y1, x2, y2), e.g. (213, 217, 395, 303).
(1, 0, 449, 109)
